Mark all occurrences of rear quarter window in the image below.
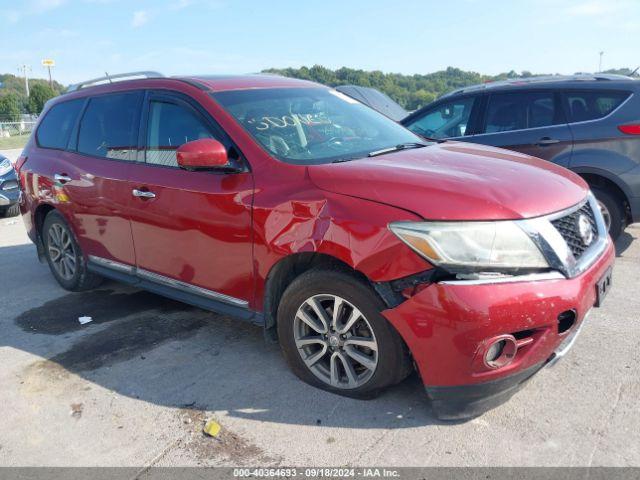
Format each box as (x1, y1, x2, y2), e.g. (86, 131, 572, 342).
(77, 92, 142, 161)
(564, 90, 630, 123)
(36, 99, 84, 149)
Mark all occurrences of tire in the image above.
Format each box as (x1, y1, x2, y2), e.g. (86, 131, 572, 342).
(277, 268, 412, 399)
(42, 210, 103, 291)
(591, 186, 624, 240)
(3, 204, 20, 218)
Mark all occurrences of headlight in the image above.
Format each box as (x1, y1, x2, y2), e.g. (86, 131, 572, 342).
(0, 158, 13, 176)
(389, 221, 548, 271)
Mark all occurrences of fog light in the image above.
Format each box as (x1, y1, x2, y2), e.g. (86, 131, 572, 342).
(485, 340, 505, 362)
(483, 335, 518, 369)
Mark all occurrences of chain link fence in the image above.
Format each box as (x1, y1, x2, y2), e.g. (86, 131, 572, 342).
(0, 114, 37, 142)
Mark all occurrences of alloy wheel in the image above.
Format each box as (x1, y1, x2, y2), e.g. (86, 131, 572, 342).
(597, 200, 612, 233)
(293, 294, 378, 389)
(47, 223, 77, 281)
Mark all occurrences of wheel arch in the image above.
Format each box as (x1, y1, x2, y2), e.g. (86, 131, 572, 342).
(572, 167, 631, 222)
(262, 252, 371, 336)
(33, 203, 57, 261)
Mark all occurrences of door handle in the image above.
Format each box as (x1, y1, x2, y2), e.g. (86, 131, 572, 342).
(54, 174, 72, 184)
(537, 137, 560, 146)
(132, 189, 156, 199)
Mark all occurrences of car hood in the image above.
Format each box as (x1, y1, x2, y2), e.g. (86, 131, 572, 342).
(307, 142, 588, 221)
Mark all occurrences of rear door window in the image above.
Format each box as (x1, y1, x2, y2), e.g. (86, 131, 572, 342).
(36, 99, 84, 149)
(563, 90, 630, 123)
(145, 100, 217, 168)
(484, 92, 560, 133)
(405, 97, 475, 139)
(77, 92, 142, 161)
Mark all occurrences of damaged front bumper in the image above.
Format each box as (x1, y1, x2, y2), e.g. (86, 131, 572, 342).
(382, 239, 615, 420)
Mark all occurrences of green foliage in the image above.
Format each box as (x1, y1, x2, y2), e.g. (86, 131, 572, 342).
(0, 73, 65, 116)
(27, 83, 57, 114)
(602, 67, 639, 76)
(263, 65, 639, 110)
(264, 65, 508, 110)
(0, 93, 22, 121)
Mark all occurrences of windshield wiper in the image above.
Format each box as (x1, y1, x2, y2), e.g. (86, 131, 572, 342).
(331, 155, 366, 164)
(367, 142, 428, 158)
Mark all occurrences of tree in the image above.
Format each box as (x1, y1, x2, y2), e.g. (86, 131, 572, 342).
(263, 65, 637, 108)
(0, 93, 22, 121)
(27, 83, 57, 114)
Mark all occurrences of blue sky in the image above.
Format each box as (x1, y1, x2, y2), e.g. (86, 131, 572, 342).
(1, 0, 639, 85)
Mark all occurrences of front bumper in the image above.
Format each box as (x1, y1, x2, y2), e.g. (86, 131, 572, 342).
(382, 239, 615, 420)
(0, 190, 20, 207)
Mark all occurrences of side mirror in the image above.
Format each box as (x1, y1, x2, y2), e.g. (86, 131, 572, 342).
(176, 138, 229, 170)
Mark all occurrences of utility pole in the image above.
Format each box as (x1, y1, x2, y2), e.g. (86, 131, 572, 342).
(598, 51, 604, 73)
(18, 64, 31, 96)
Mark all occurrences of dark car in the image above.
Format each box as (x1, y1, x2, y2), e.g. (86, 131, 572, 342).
(336, 85, 409, 121)
(0, 154, 20, 217)
(402, 74, 640, 239)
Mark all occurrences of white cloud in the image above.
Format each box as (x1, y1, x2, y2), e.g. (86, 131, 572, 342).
(131, 10, 149, 28)
(38, 28, 79, 38)
(168, 0, 225, 10)
(31, 0, 67, 13)
(3, 10, 21, 23)
(566, 1, 620, 16)
(2, 0, 67, 22)
(170, 0, 193, 9)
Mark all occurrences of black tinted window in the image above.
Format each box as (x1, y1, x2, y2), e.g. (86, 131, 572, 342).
(406, 97, 475, 139)
(565, 90, 629, 123)
(77, 92, 141, 160)
(485, 92, 559, 133)
(146, 100, 215, 167)
(36, 99, 84, 149)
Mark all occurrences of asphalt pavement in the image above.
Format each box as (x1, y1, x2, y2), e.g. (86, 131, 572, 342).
(0, 172, 638, 467)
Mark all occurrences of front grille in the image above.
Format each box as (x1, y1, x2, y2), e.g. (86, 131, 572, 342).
(551, 202, 598, 259)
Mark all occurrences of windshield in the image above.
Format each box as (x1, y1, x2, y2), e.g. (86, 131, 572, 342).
(212, 88, 424, 165)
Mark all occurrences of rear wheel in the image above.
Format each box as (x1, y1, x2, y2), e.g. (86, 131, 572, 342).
(42, 210, 102, 291)
(277, 268, 412, 398)
(591, 186, 624, 240)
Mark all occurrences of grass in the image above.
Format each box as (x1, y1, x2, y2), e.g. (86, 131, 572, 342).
(0, 135, 29, 150)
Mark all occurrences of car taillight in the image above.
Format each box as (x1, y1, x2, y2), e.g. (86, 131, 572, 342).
(618, 124, 640, 135)
(15, 156, 27, 190)
(15, 155, 28, 173)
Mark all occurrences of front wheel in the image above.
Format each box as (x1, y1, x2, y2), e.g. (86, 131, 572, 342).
(42, 210, 103, 291)
(592, 187, 624, 240)
(277, 268, 411, 398)
(2, 204, 20, 217)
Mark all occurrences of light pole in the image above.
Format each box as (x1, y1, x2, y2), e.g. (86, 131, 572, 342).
(598, 51, 604, 73)
(18, 64, 31, 96)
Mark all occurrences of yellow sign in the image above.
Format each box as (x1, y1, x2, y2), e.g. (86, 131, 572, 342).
(41, 59, 55, 67)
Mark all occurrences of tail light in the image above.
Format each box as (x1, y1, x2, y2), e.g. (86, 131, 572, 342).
(15, 155, 28, 173)
(15, 155, 28, 191)
(618, 124, 640, 135)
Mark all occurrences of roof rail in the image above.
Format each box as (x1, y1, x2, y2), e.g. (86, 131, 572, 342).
(67, 71, 164, 92)
(441, 73, 636, 99)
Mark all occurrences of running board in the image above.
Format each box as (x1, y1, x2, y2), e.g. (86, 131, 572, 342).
(87, 255, 259, 324)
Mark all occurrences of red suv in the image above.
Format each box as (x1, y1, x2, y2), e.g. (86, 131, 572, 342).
(17, 72, 615, 419)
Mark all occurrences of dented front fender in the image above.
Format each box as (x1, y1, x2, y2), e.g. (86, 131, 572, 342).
(251, 175, 432, 311)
